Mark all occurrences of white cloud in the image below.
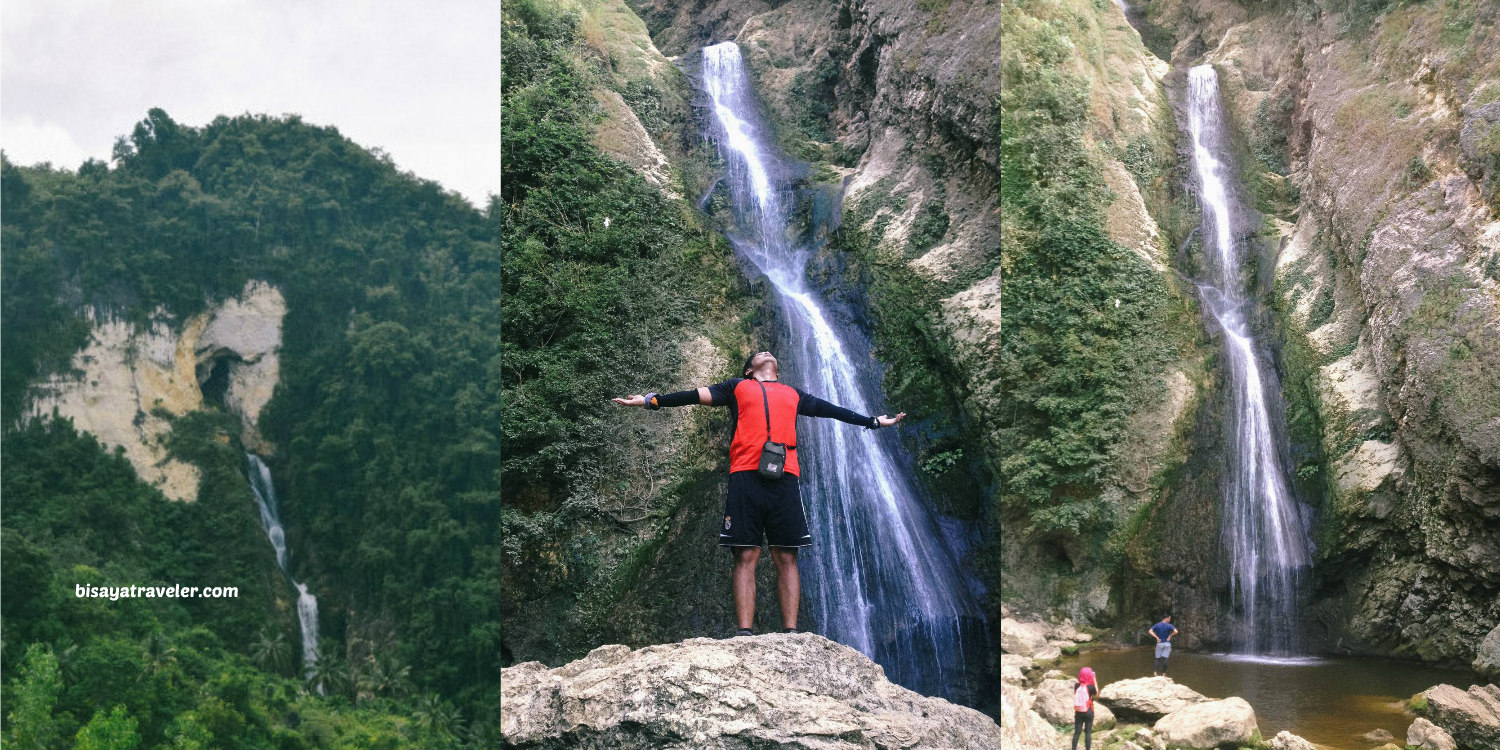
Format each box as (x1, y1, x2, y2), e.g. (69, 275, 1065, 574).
(1, 114, 91, 168)
(1, 0, 498, 208)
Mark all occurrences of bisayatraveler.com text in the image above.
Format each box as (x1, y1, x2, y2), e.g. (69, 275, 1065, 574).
(76, 584, 239, 601)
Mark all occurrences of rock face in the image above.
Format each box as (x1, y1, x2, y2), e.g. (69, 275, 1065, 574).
(1033, 678, 1118, 729)
(1407, 717, 1458, 750)
(1477, 626, 1500, 678)
(1000, 618, 1051, 657)
(1152, 697, 1257, 750)
(1099, 677, 1212, 720)
(1001, 682, 1063, 750)
(27, 280, 285, 501)
(1270, 730, 1316, 750)
(500, 634, 1002, 750)
(1422, 683, 1500, 750)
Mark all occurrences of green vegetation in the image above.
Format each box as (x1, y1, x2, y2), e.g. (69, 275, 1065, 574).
(998, 1, 1174, 535)
(501, 0, 748, 661)
(4, 42, 501, 748)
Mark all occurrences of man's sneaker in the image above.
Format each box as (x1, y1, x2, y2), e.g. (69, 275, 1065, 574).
(783, 628, 799, 634)
(736, 628, 754, 637)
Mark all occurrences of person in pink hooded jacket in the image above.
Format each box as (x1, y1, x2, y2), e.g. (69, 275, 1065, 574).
(1072, 667, 1100, 750)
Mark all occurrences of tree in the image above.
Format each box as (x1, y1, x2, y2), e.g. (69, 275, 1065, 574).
(73, 705, 140, 750)
(4, 644, 63, 750)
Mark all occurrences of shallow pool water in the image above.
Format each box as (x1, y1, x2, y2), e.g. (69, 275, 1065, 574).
(1055, 648, 1483, 749)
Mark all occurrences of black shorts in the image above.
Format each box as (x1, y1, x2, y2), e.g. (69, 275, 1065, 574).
(719, 471, 812, 548)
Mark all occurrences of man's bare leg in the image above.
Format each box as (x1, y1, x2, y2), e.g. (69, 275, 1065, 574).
(733, 547, 761, 630)
(771, 546, 800, 631)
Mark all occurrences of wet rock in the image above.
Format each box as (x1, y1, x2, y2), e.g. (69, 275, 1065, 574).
(1152, 697, 1258, 750)
(1001, 618, 1051, 657)
(1032, 679, 1117, 729)
(1476, 625, 1500, 678)
(1270, 730, 1316, 750)
(1099, 677, 1212, 720)
(1001, 682, 1063, 750)
(500, 634, 1002, 749)
(1407, 717, 1458, 750)
(1365, 728, 1395, 741)
(1422, 683, 1500, 750)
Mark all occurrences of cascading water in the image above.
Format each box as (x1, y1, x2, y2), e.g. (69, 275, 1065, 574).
(247, 454, 321, 679)
(1185, 65, 1313, 654)
(701, 41, 988, 701)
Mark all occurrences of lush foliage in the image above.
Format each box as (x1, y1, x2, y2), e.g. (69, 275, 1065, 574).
(3, 98, 500, 742)
(997, 2, 1174, 533)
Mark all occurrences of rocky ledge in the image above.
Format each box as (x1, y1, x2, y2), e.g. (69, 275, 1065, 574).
(500, 634, 1001, 749)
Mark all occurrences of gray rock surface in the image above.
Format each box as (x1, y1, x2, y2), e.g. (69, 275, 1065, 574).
(500, 634, 1002, 750)
(1422, 683, 1500, 750)
(1001, 618, 1051, 657)
(1476, 626, 1500, 678)
(1365, 728, 1395, 741)
(1001, 682, 1063, 750)
(1099, 677, 1211, 719)
(1407, 717, 1458, 750)
(1270, 730, 1316, 750)
(1152, 697, 1257, 750)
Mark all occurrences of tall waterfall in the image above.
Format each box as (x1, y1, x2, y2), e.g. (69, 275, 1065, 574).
(1185, 65, 1313, 654)
(247, 454, 321, 678)
(701, 41, 987, 700)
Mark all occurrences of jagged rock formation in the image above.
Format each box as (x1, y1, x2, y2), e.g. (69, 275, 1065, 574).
(999, 682, 1063, 750)
(499, 634, 1002, 749)
(1407, 717, 1458, 750)
(26, 280, 285, 500)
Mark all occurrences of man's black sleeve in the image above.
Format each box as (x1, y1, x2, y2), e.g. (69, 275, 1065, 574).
(796, 389, 878, 429)
(649, 379, 739, 409)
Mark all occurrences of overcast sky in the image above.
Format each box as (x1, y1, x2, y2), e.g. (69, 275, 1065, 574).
(1, 0, 498, 208)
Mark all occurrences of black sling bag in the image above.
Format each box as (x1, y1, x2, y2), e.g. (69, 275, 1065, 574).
(755, 381, 790, 479)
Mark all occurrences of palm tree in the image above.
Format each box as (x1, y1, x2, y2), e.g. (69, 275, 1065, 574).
(412, 694, 463, 748)
(250, 628, 291, 677)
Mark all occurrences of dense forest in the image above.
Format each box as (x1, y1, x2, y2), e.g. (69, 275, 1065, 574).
(2, 109, 500, 748)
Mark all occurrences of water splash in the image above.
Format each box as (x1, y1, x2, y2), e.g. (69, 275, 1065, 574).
(1185, 65, 1313, 654)
(702, 41, 988, 701)
(247, 454, 322, 681)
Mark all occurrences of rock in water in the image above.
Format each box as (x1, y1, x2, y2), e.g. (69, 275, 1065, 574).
(1152, 697, 1257, 750)
(1033, 678, 1117, 729)
(1422, 684, 1500, 750)
(1365, 728, 1395, 741)
(500, 634, 1002, 749)
(1476, 626, 1500, 679)
(1000, 618, 1051, 657)
(1407, 717, 1458, 750)
(1001, 682, 1063, 750)
(1270, 730, 1316, 750)
(1098, 677, 1212, 719)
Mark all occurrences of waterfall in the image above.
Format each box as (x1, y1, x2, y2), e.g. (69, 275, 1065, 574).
(1185, 65, 1313, 654)
(701, 41, 988, 701)
(247, 454, 321, 680)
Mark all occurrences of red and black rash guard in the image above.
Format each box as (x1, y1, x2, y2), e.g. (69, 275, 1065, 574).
(682, 378, 877, 476)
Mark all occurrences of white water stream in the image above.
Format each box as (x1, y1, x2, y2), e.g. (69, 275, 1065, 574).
(247, 454, 321, 680)
(1186, 65, 1313, 654)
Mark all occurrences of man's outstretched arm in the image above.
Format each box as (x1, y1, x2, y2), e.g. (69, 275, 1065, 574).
(612, 388, 713, 408)
(796, 391, 906, 429)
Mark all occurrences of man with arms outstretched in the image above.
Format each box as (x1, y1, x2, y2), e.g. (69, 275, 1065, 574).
(613, 351, 904, 636)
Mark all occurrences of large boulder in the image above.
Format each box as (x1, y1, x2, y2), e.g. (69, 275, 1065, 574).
(1152, 697, 1258, 750)
(1422, 683, 1500, 750)
(1032, 679, 1117, 729)
(1476, 626, 1500, 679)
(1270, 730, 1316, 750)
(500, 634, 1003, 749)
(1002, 682, 1064, 750)
(1407, 717, 1458, 750)
(1001, 653, 1034, 685)
(1099, 677, 1212, 720)
(1001, 618, 1051, 657)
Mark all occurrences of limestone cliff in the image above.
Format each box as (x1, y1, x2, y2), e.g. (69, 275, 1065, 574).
(26, 280, 286, 501)
(1131, 0, 1500, 665)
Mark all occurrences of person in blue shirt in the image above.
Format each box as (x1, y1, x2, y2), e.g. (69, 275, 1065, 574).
(1149, 616, 1178, 676)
